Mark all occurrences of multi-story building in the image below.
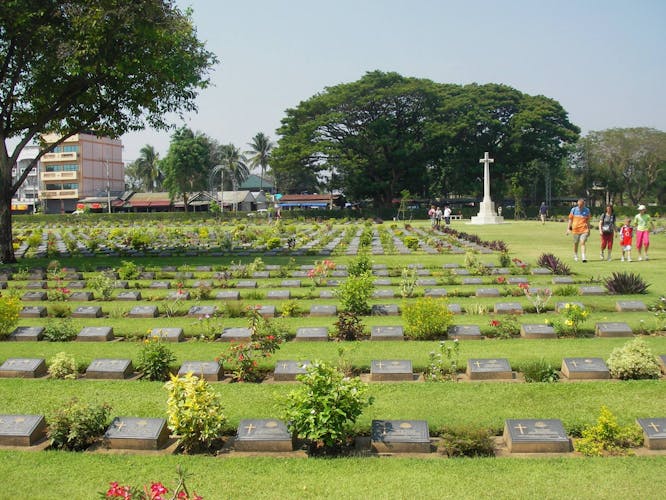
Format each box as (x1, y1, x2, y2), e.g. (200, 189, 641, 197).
(11, 145, 41, 213)
(39, 133, 124, 213)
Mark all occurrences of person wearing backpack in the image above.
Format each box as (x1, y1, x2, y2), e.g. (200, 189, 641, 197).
(598, 204, 616, 261)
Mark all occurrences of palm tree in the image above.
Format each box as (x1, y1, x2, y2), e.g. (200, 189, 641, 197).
(133, 144, 162, 191)
(219, 144, 249, 212)
(246, 132, 274, 192)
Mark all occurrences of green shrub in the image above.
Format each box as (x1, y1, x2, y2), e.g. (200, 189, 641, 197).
(266, 237, 281, 250)
(164, 372, 227, 453)
(48, 398, 111, 451)
(604, 271, 650, 295)
(48, 352, 78, 379)
(282, 361, 373, 452)
(43, 318, 77, 341)
(426, 339, 460, 381)
(117, 260, 140, 280)
(520, 358, 560, 383)
(439, 427, 496, 457)
(335, 272, 374, 315)
(333, 312, 366, 341)
(87, 272, 115, 300)
(552, 285, 579, 297)
(137, 338, 177, 381)
(280, 299, 302, 318)
(347, 251, 372, 277)
(399, 267, 417, 298)
(403, 235, 419, 251)
(575, 406, 643, 456)
(402, 297, 453, 340)
(0, 294, 21, 339)
(606, 338, 661, 380)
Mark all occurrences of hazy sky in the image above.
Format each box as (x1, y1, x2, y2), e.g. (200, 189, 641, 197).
(120, 0, 666, 164)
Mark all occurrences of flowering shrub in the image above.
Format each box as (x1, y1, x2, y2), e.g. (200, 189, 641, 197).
(402, 297, 453, 340)
(282, 361, 373, 452)
(47, 283, 71, 302)
(487, 316, 519, 339)
(137, 338, 177, 381)
(399, 267, 417, 298)
(165, 373, 227, 453)
(606, 338, 661, 380)
(0, 293, 21, 339)
(575, 406, 642, 456)
(522, 285, 552, 313)
(87, 272, 115, 300)
(102, 467, 203, 499)
(426, 339, 460, 381)
(548, 303, 588, 336)
(307, 259, 336, 286)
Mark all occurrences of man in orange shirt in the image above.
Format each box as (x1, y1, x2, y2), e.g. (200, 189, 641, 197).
(566, 198, 591, 262)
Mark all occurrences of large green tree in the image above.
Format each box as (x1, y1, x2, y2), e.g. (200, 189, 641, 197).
(217, 144, 249, 211)
(246, 132, 274, 192)
(125, 144, 162, 192)
(0, 0, 217, 262)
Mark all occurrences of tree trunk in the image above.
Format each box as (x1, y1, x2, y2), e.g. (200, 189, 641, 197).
(0, 176, 16, 263)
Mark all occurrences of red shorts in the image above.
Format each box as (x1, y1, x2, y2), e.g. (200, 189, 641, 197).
(600, 232, 614, 250)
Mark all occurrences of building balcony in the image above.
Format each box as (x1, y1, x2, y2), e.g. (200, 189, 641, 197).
(41, 171, 79, 182)
(39, 189, 79, 199)
(41, 151, 78, 162)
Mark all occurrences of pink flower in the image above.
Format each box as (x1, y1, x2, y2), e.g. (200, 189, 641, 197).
(490, 320, 501, 327)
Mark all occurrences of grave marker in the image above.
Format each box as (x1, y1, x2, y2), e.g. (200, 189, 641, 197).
(104, 417, 169, 450)
(86, 359, 134, 379)
(219, 327, 252, 342)
(503, 419, 571, 453)
(69, 291, 94, 301)
(520, 324, 556, 339)
(636, 418, 666, 450)
(0, 414, 47, 446)
(424, 288, 447, 298)
(216, 291, 240, 300)
(0, 358, 47, 378)
(555, 302, 584, 313)
(77, 326, 114, 342)
(579, 286, 605, 296)
(370, 360, 413, 381)
(561, 358, 610, 379)
(370, 326, 404, 341)
(236, 280, 257, 289)
(21, 291, 47, 301)
(235, 419, 293, 452)
(294, 327, 329, 342)
(267, 290, 290, 300)
(187, 305, 216, 318)
(615, 301, 647, 312)
(373, 289, 395, 299)
(371, 304, 400, 316)
(448, 325, 482, 340)
(466, 358, 512, 380)
(9, 326, 45, 342)
(150, 327, 184, 342)
(462, 277, 483, 285)
(494, 302, 523, 314)
(595, 322, 633, 338)
(128, 305, 159, 318)
(273, 360, 311, 381)
(178, 361, 223, 382)
(116, 291, 142, 301)
(280, 280, 301, 288)
(552, 276, 575, 285)
(149, 281, 171, 289)
(19, 306, 47, 318)
(71, 306, 103, 318)
(659, 355, 666, 375)
(476, 288, 500, 297)
(309, 305, 337, 317)
(371, 419, 431, 453)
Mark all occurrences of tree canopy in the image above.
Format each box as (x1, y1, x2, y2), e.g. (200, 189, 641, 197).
(271, 71, 580, 207)
(0, 0, 217, 262)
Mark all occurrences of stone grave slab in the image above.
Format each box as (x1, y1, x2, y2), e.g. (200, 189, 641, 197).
(373, 289, 395, 299)
(552, 276, 575, 285)
(371, 304, 400, 316)
(659, 355, 666, 375)
(555, 302, 584, 313)
(273, 360, 311, 381)
(19, 306, 47, 318)
(27, 270, 46, 280)
(443, 263, 460, 269)
(371, 419, 430, 453)
(235, 419, 293, 452)
(167, 291, 190, 300)
(216, 290, 240, 300)
(150, 327, 184, 342)
(370, 325, 404, 341)
(114, 281, 129, 289)
(0, 281, 6, 289)
(615, 300, 647, 312)
(331, 270, 348, 277)
(373, 270, 389, 277)
(595, 322, 633, 338)
(416, 278, 437, 287)
(447, 303, 462, 315)
(476, 288, 500, 298)
(503, 419, 571, 453)
(325, 279, 340, 287)
(69, 291, 94, 301)
(520, 324, 556, 339)
(561, 358, 610, 379)
(219, 327, 252, 342)
(236, 280, 257, 289)
(105, 417, 169, 450)
(491, 267, 510, 275)
(452, 269, 470, 276)
(149, 281, 171, 289)
(0, 358, 47, 378)
(192, 281, 212, 288)
(71, 305, 103, 318)
(291, 271, 308, 278)
(116, 291, 141, 301)
(128, 305, 158, 318)
(531, 268, 554, 276)
(462, 277, 483, 285)
(507, 277, 529, 285)
(86, 359, 134, 379)
(9, 326, 45, 341)
(26, 281, 47, 289)
(21, 291, 47, 301)
(187, 305, 216, 318)
(77, 326, 114, 342)
(466, 358, 512, 380)
(280, 280, 301, 288)
(267, 290, 290, 300)
(370, 360, 413, 381)
(252, 271, 270, 279)
(636, 418, 666, 450)
(178, 361, 223, 382)
(424, 288, 447, 297)
(0, 414, 47, 446)
(294, 327, 329, 342)
(139, 272, 155, 280)
(448, 325, 482, 340)
(309, 305, 337, 317)
(494, 302, 523, 315)
(67, 281, 86, 289)
(258, 305, 276, 318)
(415, 269, 431, 276)
(579, 286, 606, 296)
(319, 290, 335, 299)
(373, 279, 392, 286)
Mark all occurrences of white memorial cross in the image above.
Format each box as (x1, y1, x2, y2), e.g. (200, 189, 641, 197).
(479, 152, 494, 204)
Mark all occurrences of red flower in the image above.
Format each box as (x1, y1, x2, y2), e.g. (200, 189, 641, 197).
(518, 282, 529, 289)
(151, 482, 168, 496)
(490, 320, 501, 327)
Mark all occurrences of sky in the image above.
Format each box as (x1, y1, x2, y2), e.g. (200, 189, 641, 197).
(120, 0, 666, 164)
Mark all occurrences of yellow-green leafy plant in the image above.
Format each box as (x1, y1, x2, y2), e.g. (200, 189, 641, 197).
(399, 267, 417, 298)
(48, 352, 78, 380)
(606, 338, 661, 380)
(165, 373, 227, 453)
(575, 406, 642, 456)
(402, 297, 453, 340)
(0, 293, 21, 339)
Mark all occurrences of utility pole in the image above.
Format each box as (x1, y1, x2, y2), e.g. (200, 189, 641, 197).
(105, 159, 111, 214)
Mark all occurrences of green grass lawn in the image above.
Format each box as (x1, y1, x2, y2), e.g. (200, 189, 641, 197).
(2, 218, 665, 498)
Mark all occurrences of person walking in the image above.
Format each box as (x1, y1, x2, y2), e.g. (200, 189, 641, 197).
(619, 218, 633, 262)
(566, 198, 591, 262)
(435, 206, 442, 228)
(598, 204, 616, 261)
(428, 205, 436, 227)
(633, 204, 654, 261)
(539, 202, 548, 225)
(443, 205, 452, 226)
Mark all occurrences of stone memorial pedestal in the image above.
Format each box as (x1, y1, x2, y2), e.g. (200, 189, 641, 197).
(19, 306, 47, 318)
(178, 361, 223, 382)
(373, 279, 392, 286)
(447, 303, 463, 314)
(273, 360, 311, 381)
(236, 280, 257, 289)
(595, 322, 633, 338)
(462, 277, 483, 285)
(22, 291, 47, 301)
(129, 305, 158, 318)
(520, 324, 556, 339)
(615, 301, 647, 312)
(69, 292, 94, 301)
(258, 305, 275, 318)
(149, 281, 171, 289)
(9, 326, 45, 341)
(77, 326, 114, 342)
(219, 327, 252, 342)
(552, 276, 575, 284)
(294, 327, 329, 342)
(494, 302, 523, 314)
(370, 360, 413, 381)
(267, 290, 290, 300)
(579, 286, 605, 296)
(150, 327, 184, 342)
(466, 358, 512, 380)
(216, 291, 240, 300)
(235, 419, 293, 452)
(86, 359, 134, 379)
(187, 305, 216, 318)
(448, 325, 482, 340)
(105, 417, 169, 450)
(71, 306, 103, 318)
(371, 420, 431, 453)
(476, 288, 500, 298)
(0, 358, 47, 378)
(0, 414, 47, 446)
(424, 288, 447, 298)
(503, 419, 571, 453)
(116, 291, 141, 301)
(371, 304, 400, 316)
(373, 289, 395, 299)
(370, 326, 404, 341)
(309, 305, 337, 317)
(280, 280, 301, 288)
(636, 418, 666, 450)
(561, 358, 610, 379)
